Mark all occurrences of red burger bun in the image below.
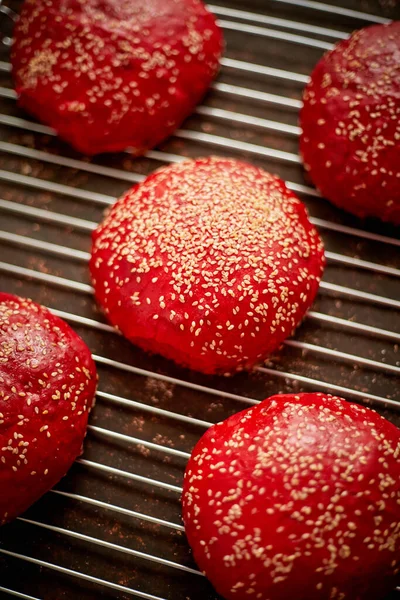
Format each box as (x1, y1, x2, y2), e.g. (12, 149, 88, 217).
(90, 157, 325, 375)
(182, 392, 400, 600)
(300, 22, 400, 225)
(0, 293, 97, 525)
(11, 0, 223, 155)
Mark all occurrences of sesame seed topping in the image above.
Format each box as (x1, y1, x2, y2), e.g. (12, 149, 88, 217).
(91, 157, 324, 374)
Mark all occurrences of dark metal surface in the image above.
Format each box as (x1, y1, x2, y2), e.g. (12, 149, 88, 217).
(0, 0, 399, 598)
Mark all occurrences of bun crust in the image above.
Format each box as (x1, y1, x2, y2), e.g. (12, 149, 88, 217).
(300, 22, 400, 224)
(183, 393, 400, 600)
(11, 0, 223, 155)
(90, 157, 325, 374)
(0, 293, 97, 525)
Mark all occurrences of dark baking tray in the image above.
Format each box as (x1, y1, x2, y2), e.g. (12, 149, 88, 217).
(0, 0, 399, 598)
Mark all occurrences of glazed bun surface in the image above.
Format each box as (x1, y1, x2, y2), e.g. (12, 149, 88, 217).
(90, 157, 325, 374)
(12, 0, 223, 155)
(300, 22, 400, 224)
(0, 293, 97, 525)
(183, 392, 400, 600)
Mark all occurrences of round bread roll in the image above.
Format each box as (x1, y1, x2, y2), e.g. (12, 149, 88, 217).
(300, 22, 400, 224)
(11, 0, 222, 155)
(182, 393, 400, 600)
(0, 293, 97, 525)
(90, 157, 325, 375)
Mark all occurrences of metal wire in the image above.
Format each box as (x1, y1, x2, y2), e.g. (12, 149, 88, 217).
(0, 550, 168, 600)
(87, 424, 191, 460)
(0, 588, 41, 600)
(77, 459, 183, 494)
(95, 390, 213, 429)
(43, 306, 400, 407)
(266, 0, 390, 24)
(0, 249, 398, 408)
(220, 56, 309, 83)
(208, 4, 349, 39)
(217, 18, 334, 50)
(50, 490, 184, 531)
(256, 366, 400, 411)
(0, 3, 399, 598)
(3, 222, 400, 278)
(2, 234, 399, 309)
(1, 117, 400, 247)
(17, 518, 202, 576)
(2, 226, 399, 375)
(3, 255, 397, 409)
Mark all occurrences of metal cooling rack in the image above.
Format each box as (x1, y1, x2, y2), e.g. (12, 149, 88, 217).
(0, 0, 399, 598)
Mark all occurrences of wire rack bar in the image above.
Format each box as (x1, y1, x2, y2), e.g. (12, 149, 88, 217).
(195, 105, 301, 135)
(51, 308, 115, 333)
(1, 77, 302, 112)
(1, 119, 400, 249)
(17, 518, 202, 576)
(98, 356, 400, 411)
(53, 302, 400, 375)
(211, 81, 302, 108)
(50, 490, 184, 531)
(2, 232, 399, 309)
(0, 256, 398, 405)
(268, 0, 390, 23)
(0, 112, 54, 135)
(0, 85, 15, 99)
(0, 230, 90, 262)
(209, 4, 348, 38)
(0, 60, 10, 71)
(256, 366, 399, 410)
(96, 390, 212, 429)
(217, 18, 334, 49)
(0, 86, 16, 98)
(4, 219, 399, 282)
(0, 261, 94, 294)
(146, 149, 185, 163)
(284, 340, 400, 376)
(0, 133, 311, 196)
(0, 168, 114, 205)
(48, 305, 400, 396)
(87, 424, 191, 460)
(78, 462, 182, 496)
(50, 298, 400, 348)
(220, 56, 309, 83)
(325, 251, 400, 278)
(6, 113, 300, 165)
(175, 128, 301, 162)
(0, 588, 41, 600)
(0, 549, 168, 600)
(77, 459, 183, 493)
(0, 115, 400, 247)
(306, 311, 400, 344)
(0, 140, 144, 183)
(0, 198, 97, 232)
(310, 217, 400, 249)
(93, 354, 258, 405)
(94, 353, 398, 411)
(319, 281, 400, 310)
